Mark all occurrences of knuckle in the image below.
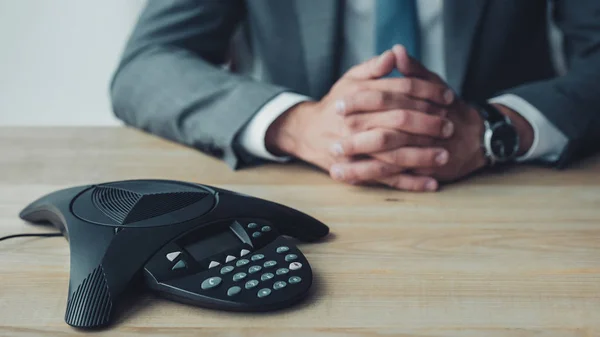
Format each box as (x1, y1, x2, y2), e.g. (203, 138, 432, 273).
(416, 101, 435, 114)
(415, 101, 428, 112)
(390, 149, 405, 165)
(372, 131, 391, 149)
(428, 116, 444, 135)
(376, 163, 393, 177)
(403, 151, 421, 167)
(393, 110, 409, 128)
(344, 116, 361, 131)
(396, 133, 411, 145)
(369, 91, 386, 109)
(369, 163, 384, 177)
(351, 83, 368, 94)
(399, 78, 414, 94)
(381, 130, 395, 147)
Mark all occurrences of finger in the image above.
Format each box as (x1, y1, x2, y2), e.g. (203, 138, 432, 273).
(365, 77, 454, 106)
(371, 147, 449, 168)
(329, 159, 403, 183)
(392, 44, 446, 85)
(344, 109, 454, 138)
(344, 50, 395, 80)
(330, 129, 434, 157)
(410, 168, 436, 176)
(337, 90, 448, 116)
(377, 174, 439, 192)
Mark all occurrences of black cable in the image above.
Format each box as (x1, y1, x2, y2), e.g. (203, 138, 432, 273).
(0, 232, 62, 242)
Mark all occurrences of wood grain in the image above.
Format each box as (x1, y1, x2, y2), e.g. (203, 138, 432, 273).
(1, 127, 599, 337)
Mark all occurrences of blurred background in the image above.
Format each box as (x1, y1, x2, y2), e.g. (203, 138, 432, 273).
(0, 0, 145, 126)
(0, 0, 565, 127)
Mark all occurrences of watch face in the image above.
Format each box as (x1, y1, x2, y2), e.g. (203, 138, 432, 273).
(490, 124, 519, 160)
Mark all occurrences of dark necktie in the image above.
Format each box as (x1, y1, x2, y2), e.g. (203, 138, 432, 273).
(375, 0, 420, 76)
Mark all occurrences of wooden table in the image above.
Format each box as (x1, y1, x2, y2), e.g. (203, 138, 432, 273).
(1, 127, 599, 337)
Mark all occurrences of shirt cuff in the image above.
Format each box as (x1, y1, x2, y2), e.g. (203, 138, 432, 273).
(489, 94, 568, 163)
(238, 92, 311, 162)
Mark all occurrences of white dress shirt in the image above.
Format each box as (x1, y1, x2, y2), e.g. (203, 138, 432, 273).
(238, 0, 568, 163)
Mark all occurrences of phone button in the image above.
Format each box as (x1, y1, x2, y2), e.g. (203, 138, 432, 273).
(263, 260, 277, 268)
(236, 259, 250, 267)
(284, 254, 298, 262)
(171, 260, 187, 271)
(233, 272, 247, 282)
(289, 262, 302, 271)
(276, 268, 289, 275)
(288, 276, 302, 284)
(227, 286, 242, 297)
(257, 288, 272, 298)
(245, 279, 259, 289)
(260, 273, 274, 281)
(276, 246, 289, 254)
(273, 281, 287, 290)
(251, 254, 265, 261)
(201, 277, 222, 290)
(166, 251, 181, 262)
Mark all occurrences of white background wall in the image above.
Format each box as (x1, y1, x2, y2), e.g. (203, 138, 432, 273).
(0, 0, 146, 126)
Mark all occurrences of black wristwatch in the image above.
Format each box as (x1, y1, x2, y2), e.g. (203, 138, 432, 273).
(476, 102, 520, 166)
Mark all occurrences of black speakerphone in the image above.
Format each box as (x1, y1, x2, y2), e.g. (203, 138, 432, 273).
(19, 179, 329, 329)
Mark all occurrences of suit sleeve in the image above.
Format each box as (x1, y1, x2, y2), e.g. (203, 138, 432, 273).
(503, 0, 600, 167)
(110, 0, 288, 169)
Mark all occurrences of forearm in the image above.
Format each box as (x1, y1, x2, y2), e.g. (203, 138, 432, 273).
(500, 0, 600, 166)
(110, 0, 296, 169)
(111, 45, 287, 168)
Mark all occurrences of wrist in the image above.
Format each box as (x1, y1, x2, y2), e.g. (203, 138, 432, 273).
(265, 101, 313, 157)
(467, 105, 489, 170)
(491, 103, 534, 157)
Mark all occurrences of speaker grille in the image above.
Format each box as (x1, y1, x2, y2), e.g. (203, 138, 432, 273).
(92, 187, 142, 224)
(123, 191, 207, 224)
(91, 185, 207, 225)
(65, 266, 113, 328)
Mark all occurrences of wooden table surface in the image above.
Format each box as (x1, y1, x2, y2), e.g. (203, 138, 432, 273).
(1, 127, 599, 337)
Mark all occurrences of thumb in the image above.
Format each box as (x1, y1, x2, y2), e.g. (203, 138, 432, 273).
(393, 44, 446, 85)
(344, 50, 396, 80)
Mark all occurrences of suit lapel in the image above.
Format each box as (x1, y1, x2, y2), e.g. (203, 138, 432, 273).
(443, 0, 489, 94)
(294, 0, 341, 98)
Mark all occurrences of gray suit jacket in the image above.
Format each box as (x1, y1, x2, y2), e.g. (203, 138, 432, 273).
(111, 0, 600, 169)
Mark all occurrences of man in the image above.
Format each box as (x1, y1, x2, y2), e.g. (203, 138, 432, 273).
(111, 0, 600, 192)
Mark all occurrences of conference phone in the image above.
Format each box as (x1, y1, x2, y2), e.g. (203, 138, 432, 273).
(19, 179, 329, 328)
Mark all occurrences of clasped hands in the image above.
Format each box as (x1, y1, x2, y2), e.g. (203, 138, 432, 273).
(266, 45, 487, 192)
